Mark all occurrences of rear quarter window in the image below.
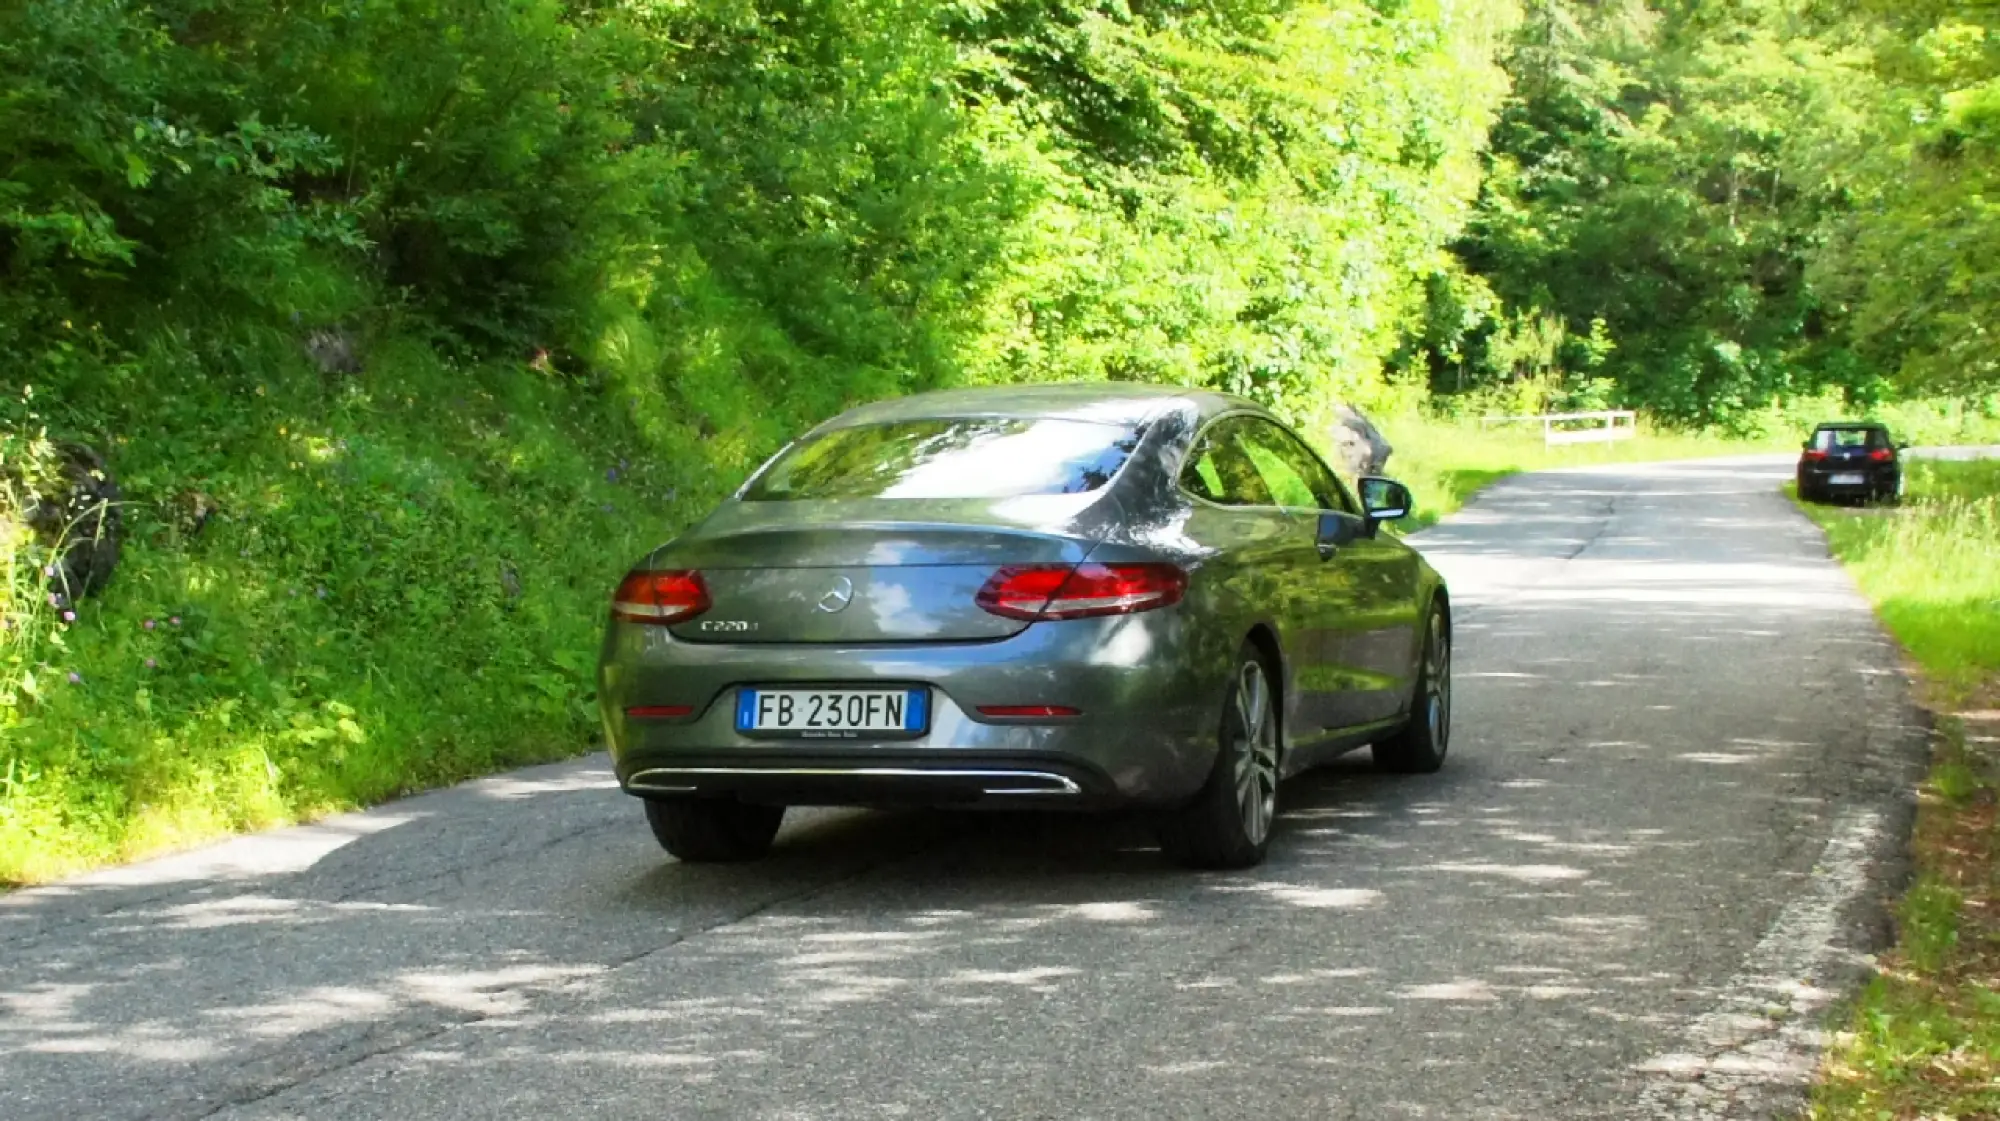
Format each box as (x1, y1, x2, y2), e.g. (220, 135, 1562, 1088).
(743, 417, 1143, 501)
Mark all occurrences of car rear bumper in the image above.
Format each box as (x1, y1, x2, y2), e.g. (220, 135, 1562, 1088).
(621, 752, 1124, 806)
(1799, 464, 1898, 492)
(598, 610, 1230, 808)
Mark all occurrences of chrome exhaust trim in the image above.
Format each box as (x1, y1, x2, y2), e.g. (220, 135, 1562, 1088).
(626, 766, 1083, 797)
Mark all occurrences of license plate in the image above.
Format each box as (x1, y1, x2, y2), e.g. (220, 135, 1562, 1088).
(1830, 472, 1866, 485)
(736, 688, 929, 739)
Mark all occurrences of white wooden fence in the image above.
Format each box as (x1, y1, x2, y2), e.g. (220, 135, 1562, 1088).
(1479, 410, 1637, 447)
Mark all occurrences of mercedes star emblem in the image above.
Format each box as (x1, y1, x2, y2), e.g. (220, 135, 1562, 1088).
(816, 576, 856, 614)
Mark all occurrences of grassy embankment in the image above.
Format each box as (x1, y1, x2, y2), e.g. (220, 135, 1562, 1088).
(1803, 459, 2000, 1119)
(0, 353, 684, 886)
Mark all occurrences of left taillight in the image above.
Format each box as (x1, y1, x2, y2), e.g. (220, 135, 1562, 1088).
(611, 570, 711, 625)
(977, 563, 1187, 621)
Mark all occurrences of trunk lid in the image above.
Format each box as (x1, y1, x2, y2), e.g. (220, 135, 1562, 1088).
(653, 497, 1111, 644)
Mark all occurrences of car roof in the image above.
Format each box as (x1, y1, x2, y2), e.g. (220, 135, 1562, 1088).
(1812, 421, 1889, 431)
(814, 382, 1252, 433)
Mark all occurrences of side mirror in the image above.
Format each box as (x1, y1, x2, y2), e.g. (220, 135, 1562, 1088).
(1359, 476, 1413, 523)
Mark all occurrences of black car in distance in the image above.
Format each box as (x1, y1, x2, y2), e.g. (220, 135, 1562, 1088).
(1796, 422, 1903, 504)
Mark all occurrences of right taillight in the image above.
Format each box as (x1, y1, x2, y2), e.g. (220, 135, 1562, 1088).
(611, 570, 711, 625)
(977, 563, 1187, 621)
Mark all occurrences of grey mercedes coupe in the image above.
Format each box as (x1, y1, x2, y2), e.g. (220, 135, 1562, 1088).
(597, 384, 1451, 869)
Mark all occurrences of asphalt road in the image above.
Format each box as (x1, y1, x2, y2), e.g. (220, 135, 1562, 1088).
(1, 456, 1929, 1121)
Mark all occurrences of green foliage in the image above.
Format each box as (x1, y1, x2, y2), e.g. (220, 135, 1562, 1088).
(1809, 1, 2000, 397)
(1410, 0, 2000, 432)
(1412, 0, 1855, 428)
(948, 0, 1520, 416)
(0, 0, 1524, 878)
(0, 1, 351, 352)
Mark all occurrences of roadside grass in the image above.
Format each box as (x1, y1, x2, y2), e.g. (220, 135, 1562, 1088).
(0, 351, 691, 886)
(1801, 460, 2000, 1120)
(1384, 416, 1789, 529)
(1799, 461, 2000, 697)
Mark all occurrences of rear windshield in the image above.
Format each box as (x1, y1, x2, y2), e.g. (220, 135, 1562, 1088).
(742, 417, 1143, 501)
(1812, 427, 1888, 450)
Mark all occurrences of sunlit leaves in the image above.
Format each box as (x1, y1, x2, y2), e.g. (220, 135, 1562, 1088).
(1429, 0, 2000, 423)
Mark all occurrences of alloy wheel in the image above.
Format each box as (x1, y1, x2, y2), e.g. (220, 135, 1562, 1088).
(1231, 660, 1280, 846)
(1424, 611, 1451, 759)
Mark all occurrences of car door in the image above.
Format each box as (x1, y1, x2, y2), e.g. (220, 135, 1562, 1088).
(1240, 419, 1421, 731)
(1177, 417, 1332, 736)
(1227, 418, 1360, 739)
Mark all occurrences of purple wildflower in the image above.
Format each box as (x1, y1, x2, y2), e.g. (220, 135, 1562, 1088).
(144, 658, 157, 669)
(315, 586, 328, 599)
(144, 619, 156, 630)
(170, 616, 182, 627)
(67, 671, 82, 685)
(61, 610, 76, 623)
(606, 467, 619, 483)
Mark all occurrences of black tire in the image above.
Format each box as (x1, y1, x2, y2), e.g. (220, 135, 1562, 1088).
(1797, 479, 1820, 504)
(644, 798, 785, 863)
(1373, 601, 1451, 774)
(1156, 644, 1281, 870)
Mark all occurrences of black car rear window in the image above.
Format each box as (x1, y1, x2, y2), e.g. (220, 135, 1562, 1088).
(742, 417, 1143, 501)
(1812, 427, 1888, 450)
